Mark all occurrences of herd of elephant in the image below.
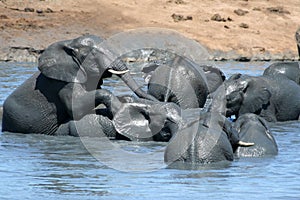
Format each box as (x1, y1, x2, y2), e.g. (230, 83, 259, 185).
(2, 29, 300, 165)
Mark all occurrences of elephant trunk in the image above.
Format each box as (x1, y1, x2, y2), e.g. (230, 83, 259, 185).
(207, 85, 227, 115)
(118, 72, 158, 101)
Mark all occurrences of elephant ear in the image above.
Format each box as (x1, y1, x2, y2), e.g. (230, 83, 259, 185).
(38, 39, 87, 83)
(141, 63, 160, 83)
(113, 103, 169, 141)
(239, 80, 271, 115)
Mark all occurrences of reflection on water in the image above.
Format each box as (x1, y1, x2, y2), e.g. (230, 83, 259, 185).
(0, 61, 300, 200)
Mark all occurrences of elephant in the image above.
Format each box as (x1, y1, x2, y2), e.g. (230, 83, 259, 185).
(2, 35, 156, 136)
(213, 73, 300, 122)
(233, 113, 278, 157)
(113, 100, 253, 163)
(142, 55, 209, 109)
(113, 100, 182, 142)
(263, 62, 300, 84)
(164, 112, 254, 164)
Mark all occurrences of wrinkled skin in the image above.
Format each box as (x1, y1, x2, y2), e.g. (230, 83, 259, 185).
(164, 112, 242, 164)
(113, 100, 181, 142)
(233, 113, 278, 157)
(202, 65, 226, 95)
(220, 73, 300, 122)
(143, 56, 209, 109)
(263, 62, 300, 84)
(2, 35, 155, 136)
(113, 98, 253, 163)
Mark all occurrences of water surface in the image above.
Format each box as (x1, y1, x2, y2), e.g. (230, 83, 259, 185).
(0, 61, 299, 200)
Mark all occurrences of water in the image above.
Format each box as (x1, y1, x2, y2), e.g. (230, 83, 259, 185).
(0, 61, 300, 200)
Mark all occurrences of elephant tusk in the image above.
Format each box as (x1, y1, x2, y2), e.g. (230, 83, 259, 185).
(108, 69, 129, 75)
(238, 141, 255, 147)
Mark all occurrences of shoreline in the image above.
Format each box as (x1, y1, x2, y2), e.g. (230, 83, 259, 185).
(0, 46, 298, 63)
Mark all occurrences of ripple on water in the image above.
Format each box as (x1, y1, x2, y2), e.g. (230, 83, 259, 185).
(0, 61, 300, 200)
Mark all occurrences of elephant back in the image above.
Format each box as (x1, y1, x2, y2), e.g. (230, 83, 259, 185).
(263, 62, 300, 84)
(148, 56, 209, 109)
(165, 118, 234, 164)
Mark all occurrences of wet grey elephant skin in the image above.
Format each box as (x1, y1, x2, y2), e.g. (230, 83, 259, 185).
(201, 65, 226, 95)
(2, 35, 155, 136)
(143, 55, 209, 109)
(221, 73, 300, 122)
(113, 100, 181, 142)
(164, 112, 252, 164)
(233, 113, 278, 157)
(113, 98, 254, 162)
(164, 113, 237, 164)
(263, 62, 300, 84)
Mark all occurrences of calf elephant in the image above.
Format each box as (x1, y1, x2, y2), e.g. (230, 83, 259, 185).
(143, 55, 209, 109)
(233, 113, 278, 157)
(2, 35, 156, 136)
(214, 73, 300, 122)
(113, 100, 181, 142)
(263, 62, 300, 84)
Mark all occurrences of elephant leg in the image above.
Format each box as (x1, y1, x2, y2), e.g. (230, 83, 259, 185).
(54, 114, 117, 137)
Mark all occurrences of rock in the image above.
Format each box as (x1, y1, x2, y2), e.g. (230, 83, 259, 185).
(235, 56, 251, 62)
(171, 13, 193, 22)
(227, 17, 233, 21)
(185, 15, 193, 20)
(36, 9, 43, 14)
(211, 14, 226, 22)
(24, 7, 35, 12)
(253, 7, 261, 11)
(45, 8, 54, 13)
(267, 6, 290, 14)
(239, 23, 249, 28)
(0, 47, 42, 62)
(171, 13, 184, 22)
(234, 9, 249, 16)
(167, 0, 186, 4)
(0, 15, 9, 19)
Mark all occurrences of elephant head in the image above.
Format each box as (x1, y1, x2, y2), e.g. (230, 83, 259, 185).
(113, 101, 182, 142)
(38, 35, 156, 100)
(222, 74, 272, 118)
(233, 113, 278, 157)
(143, 55, 209, 109)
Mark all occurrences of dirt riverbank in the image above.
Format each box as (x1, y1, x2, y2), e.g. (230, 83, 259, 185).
(0, 0, 299, 62)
